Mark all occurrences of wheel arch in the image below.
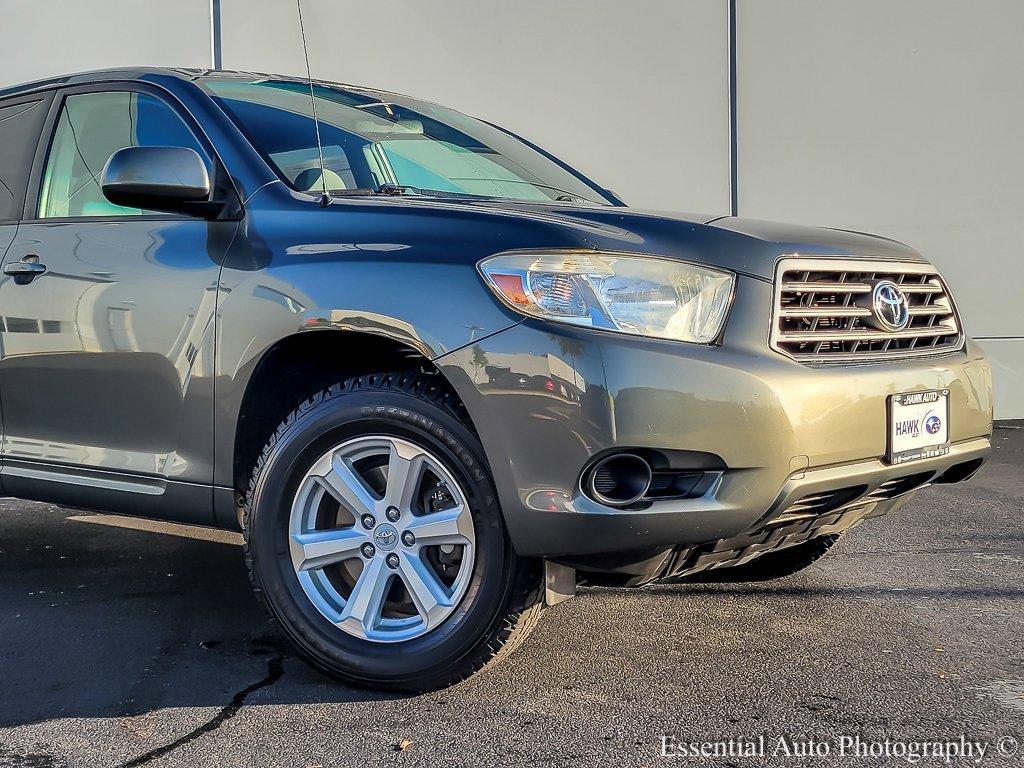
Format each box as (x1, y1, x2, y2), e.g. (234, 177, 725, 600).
(225, 329, 472, 511)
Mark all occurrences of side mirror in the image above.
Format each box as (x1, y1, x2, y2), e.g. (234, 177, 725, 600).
(101, 146, 212, 216)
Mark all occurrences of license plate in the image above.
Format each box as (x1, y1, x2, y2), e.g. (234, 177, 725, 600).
(888, 389, 950, 465)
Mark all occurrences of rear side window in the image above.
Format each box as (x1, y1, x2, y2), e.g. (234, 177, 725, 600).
(0, 99, 47, 222)
(37, 90, 209, 219)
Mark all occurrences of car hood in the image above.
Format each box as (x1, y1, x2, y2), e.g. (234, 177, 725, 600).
(441, 199, 925, 280)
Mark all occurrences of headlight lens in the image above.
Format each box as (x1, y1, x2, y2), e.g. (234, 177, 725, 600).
(479, 251, 734, 343)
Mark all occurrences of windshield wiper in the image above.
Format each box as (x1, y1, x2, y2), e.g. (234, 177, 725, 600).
(375, 183, 420, 196)
(327, 183, 478, 199)
(446, 178, 602, 204)
(327, 183, 596, 204)
(374, 183, 500, 200)
(335, 183, 495, 200)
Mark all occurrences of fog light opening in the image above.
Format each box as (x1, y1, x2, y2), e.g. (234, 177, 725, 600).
(585, 453, 653, 508)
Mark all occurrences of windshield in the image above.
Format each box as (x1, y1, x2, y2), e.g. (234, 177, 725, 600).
(201, 76, 614, 205)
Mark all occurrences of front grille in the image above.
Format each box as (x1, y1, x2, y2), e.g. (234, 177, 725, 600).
(769, 485, 866, 527)
(771, 257, 964, 363)
(660, 470, 941, 580)
(859, 472, 933, 502)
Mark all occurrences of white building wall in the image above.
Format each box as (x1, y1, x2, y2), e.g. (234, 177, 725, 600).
(735, 0, 1024, 417)
(221, 0, 732, 215)
(0, 0, 211, 86)
(2, 0, 1021, 416)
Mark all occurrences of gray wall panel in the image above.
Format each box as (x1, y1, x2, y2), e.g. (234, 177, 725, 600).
(0, 0, 211, 87)
(735, 0, 1024, 415)
(977, 340, 1024, 419)
(221, 0, 732, 214)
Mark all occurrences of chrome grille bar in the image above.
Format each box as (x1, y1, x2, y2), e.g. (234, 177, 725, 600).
(771, 257, 964, 363)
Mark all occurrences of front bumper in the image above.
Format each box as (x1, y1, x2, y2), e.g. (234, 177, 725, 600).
(435, 276, 994, 574)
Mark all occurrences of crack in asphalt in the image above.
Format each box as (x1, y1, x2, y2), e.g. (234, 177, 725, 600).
(118, 647, 286, 768)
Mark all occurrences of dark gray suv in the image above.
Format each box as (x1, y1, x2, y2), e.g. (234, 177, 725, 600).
(0, 68, 992, 691)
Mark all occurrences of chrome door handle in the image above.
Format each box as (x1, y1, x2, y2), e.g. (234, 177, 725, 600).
(4, 254, 47, 284)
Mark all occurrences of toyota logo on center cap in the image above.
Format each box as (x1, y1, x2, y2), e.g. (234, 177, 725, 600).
(870, 280, 910, 332)
(373, 523, 398, 551)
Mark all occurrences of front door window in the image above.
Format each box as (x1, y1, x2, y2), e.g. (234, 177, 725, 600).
(37, 91, 208, 219)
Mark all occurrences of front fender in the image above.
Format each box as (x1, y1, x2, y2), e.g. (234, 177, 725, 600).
(213, 183, 588, 488)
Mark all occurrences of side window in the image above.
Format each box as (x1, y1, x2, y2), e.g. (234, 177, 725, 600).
(37, 91, 208, 219)
(0, 99, 48, 222)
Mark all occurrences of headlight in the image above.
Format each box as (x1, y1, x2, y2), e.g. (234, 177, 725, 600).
(478, 251, 734, 344)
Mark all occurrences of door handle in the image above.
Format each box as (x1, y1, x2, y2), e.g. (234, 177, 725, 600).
(4, 254, 47, 284)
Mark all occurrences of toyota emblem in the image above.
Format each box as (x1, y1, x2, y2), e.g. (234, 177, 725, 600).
(870, 280, 910, 332)
(373, 523, 399, 551)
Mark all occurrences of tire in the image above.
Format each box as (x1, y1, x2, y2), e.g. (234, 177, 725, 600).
(243, 371, 542, 692)
(676, 534, 842, 583)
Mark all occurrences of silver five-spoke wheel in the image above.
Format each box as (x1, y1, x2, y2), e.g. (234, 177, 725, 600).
(289, 435, 476, 643)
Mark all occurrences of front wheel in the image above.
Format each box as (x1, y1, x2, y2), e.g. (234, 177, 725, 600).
(243, 373, 542, 692)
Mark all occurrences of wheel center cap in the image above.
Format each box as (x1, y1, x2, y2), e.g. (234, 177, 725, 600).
(373, 523, 399, 551)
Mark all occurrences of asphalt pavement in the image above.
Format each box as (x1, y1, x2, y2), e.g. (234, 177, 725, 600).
(1, 423, 1022, 767)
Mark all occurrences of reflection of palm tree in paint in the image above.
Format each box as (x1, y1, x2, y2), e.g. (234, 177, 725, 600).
(470, 345, 489, 384)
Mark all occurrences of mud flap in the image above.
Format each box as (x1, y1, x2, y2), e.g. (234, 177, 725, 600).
(544, 560, 576, 606)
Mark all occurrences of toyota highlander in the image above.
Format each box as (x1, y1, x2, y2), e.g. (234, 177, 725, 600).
(0, 68, 993, 691)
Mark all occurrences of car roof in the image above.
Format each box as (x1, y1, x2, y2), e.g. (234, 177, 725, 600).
(0, 67, 212, 100)
(0, 67, 401, 102)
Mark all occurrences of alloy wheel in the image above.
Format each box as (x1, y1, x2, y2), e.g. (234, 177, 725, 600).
(288, 435, 476, 643)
